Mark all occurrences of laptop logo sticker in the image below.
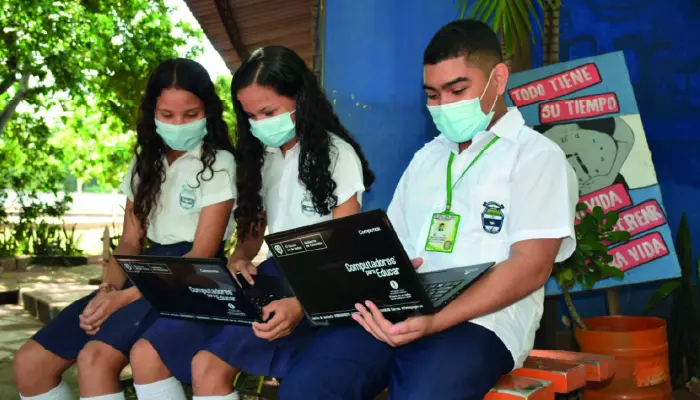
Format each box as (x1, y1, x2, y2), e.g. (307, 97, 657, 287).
(390, 280, 399, 289)
(358, 227, 381, 235)
(481, 201, 505, 234)
(273, 244, 285, 256)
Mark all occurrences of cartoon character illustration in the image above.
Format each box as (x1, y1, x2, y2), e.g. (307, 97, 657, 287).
(274, 244, 284, 256)
(438, 223, 446, 232)
(535, 116, 634, 195)
(481, 202, 505, 234)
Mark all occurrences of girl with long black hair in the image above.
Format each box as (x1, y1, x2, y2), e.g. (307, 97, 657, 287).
(13, 58, 236, 400)
(129, 46, 375, 400)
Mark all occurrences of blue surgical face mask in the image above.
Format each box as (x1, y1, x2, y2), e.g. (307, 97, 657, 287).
(249, 110, 296, 147)
(155, 118, 208, 151)
(427, 70, 498, 143)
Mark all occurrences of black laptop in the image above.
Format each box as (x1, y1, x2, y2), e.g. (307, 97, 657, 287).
(264, 209, 495, 326)
(114, 255, 287, 324)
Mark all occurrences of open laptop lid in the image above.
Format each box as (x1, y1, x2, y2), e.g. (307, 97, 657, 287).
(264, 209, 434, 325)
(114, 255, 260, 324)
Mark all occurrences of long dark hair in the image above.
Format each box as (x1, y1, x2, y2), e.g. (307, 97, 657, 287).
(131, 58, 235, 235)
(231, 46, 375, 241)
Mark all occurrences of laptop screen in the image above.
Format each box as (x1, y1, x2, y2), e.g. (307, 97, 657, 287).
(265, 210, 432, 323)
(118, 257, 255, 323)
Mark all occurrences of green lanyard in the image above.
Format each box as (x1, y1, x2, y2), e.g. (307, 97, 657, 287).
(445, 136, 500, 211)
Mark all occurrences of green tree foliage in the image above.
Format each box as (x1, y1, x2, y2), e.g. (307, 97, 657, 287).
(0, 0, 203, 135)
(0, 0, 203, 254)
(214, 74, 236, 144)
(54, 107, 134, 191)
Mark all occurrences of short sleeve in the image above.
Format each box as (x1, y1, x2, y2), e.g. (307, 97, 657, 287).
(330, 137, 366, 206)
(508, 146, 578, 262)
(119, 157, 137, 201)
(387, 167, 415, 258)
(200, 150, 237, 207)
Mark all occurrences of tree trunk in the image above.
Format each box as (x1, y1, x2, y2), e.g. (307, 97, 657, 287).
(500, 18, 532, 73)
(543, 1, 561, 65)
(0, 73, 29, 137)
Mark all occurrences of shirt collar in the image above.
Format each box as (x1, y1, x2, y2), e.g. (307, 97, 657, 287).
(187, 142, 204, 158)
(436, 107, 525, 152)
(265, 141, 301, 155)
(163, 142, 204, 165)
(489, 107, 525, 142)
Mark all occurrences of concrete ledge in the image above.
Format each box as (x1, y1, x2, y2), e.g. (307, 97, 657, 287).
(22, 284, 96, 324)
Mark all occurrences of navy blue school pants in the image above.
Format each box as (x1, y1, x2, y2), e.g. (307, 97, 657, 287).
(278, 322, 513, 400)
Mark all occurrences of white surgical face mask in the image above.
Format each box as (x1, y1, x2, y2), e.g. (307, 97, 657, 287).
(427, 69, 498, 143)
(249, 111, 296, 147)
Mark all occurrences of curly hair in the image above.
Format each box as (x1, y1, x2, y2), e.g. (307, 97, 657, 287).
(131, 58, 235, 235)
(231, 46, 375, 241)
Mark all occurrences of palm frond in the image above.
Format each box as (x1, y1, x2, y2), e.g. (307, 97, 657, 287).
(456, 0, 556, 57)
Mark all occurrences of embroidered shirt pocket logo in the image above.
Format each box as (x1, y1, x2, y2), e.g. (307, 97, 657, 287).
(179, 185, 197, 210)
(481, 201, 505, 234)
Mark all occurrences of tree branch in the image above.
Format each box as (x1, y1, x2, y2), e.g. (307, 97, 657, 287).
(0, 73, 30, 137)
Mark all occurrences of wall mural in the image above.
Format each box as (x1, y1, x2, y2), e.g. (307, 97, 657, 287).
(506, 51, 682, 295)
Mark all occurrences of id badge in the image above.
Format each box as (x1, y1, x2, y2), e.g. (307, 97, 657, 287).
(424, 211, 461, 253)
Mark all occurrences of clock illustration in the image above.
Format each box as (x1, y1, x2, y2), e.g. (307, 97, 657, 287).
(535, 117, 635, 195)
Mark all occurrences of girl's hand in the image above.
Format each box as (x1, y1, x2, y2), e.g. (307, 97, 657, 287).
(228, 257, 257, 285)
(79, 291, 125, 334)
(251, 298, 304, 341)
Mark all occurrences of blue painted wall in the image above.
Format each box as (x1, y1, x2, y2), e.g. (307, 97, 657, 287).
(323, 0, 700, 320)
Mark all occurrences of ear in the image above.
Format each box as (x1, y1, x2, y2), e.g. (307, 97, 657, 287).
(492, 63, 510, 96)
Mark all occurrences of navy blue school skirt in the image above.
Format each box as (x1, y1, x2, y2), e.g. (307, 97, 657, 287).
(32, 242, 208, 360)
(141, 258, 316, 383)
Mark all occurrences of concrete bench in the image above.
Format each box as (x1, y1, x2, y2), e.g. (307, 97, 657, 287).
(485, 350, 615, 400)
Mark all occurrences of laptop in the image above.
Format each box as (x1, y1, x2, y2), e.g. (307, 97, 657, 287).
(114, 255, 287, 324)
(264, 209, 495, 326)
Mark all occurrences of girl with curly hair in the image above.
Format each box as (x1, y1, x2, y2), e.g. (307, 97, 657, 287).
(129, 46, 375, 400)
(13, 58, 236, 400)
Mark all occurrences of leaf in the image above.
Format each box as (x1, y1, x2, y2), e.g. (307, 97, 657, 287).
(606, 210, 620, 226)
(592, 206, 605, 222)
(605, 230, 631, 243)
(509, 0, 533, 49)
(477, 0, 500, 21)
(556, 267, 574, 285)
(576, 202, 588, 212)
(643, 280, 681, 314)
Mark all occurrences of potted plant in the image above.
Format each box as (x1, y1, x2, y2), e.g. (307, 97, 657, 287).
(554, 204, 672, 399)
(643, 214, 700, 391)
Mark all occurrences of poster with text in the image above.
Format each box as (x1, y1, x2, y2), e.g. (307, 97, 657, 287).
(506, 51, 681, 295)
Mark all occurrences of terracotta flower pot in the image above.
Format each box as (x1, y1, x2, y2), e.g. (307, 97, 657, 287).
(575, 316, 672, 400)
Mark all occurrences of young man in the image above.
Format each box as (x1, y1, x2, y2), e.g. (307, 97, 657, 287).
(279, 20, 578, 400)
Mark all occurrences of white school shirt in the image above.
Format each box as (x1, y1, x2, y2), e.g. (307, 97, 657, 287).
(387, 108, 578, 369)
(120, 143, 237, 244)
(262, 133, 365, 235)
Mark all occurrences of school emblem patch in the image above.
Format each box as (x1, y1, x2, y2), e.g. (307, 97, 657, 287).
(179, 185, 197, 210)
(481, 201, 505, 234)
(300, 195, 316, 216)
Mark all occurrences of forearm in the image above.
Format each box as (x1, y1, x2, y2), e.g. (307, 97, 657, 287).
(116, 286, 142, 305)
(104, 241, 142, 289)
(186, 242, 226, 258)
(231, 233, 264, 262)
(432, 257, 550, 332)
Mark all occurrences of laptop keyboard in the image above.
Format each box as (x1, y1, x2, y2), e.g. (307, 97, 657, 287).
(423, 281, 461, 303)
(248, 294, 281, 317)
